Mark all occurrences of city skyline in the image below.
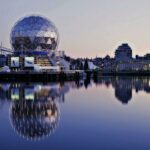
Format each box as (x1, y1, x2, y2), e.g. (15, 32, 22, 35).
(1, 0, 150, 58)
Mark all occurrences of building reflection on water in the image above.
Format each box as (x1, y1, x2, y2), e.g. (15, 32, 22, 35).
(94, 76, 150, 104)
(10, 99, 59, 141)
(0, 77, 149, 140)
(0, 83, 71, 141)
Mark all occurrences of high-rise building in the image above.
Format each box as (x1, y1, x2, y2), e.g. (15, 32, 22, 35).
(115, 43, 132, 61)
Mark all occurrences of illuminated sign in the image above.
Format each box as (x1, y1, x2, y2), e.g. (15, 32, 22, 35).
(25, 88, 35, 100)
(24, 57, 34, 67)
(11, 57, 19, 67)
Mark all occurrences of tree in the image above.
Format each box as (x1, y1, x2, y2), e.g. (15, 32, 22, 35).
(84, 59, 89, 71)
(79, 62, 84, 70)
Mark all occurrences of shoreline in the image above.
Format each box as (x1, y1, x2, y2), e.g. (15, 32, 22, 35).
(0, 71, 150, 82)
(0, 71, 82, 82)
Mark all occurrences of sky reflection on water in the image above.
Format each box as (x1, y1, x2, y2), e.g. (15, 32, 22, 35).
(0, 76, 150, 150)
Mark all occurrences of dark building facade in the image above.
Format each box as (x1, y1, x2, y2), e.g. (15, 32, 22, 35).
(115, 43, 133, 61)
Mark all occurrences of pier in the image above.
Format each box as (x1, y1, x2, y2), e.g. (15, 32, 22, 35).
(0, 71, 82, 82)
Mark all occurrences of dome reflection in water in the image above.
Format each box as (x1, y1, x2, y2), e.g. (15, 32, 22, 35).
(10, 100, 59, 141)
(0, 77, 149, 142)
(8, 84, 65, 141)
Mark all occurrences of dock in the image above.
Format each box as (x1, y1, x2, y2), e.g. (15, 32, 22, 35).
(0, 71, 83, 82)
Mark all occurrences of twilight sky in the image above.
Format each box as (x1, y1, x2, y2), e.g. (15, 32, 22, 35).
(1, 0, 150, 58)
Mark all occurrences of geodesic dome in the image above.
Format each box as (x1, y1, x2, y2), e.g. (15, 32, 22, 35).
(10, 16, 59, 51)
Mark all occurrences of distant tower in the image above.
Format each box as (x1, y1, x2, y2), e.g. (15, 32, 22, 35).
(115, 43, 132, 61)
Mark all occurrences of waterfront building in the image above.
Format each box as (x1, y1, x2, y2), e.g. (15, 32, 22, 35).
(116, 61, 149, 72)
(113, 44, 150, 72)
(115, 43, 132, 61)
(6, 15, 70, 72)
(136, 54, 150, 61)
(0, 55, 7, 67)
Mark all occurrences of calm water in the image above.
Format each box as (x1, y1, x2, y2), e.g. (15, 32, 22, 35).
(0, 76, 150, 150)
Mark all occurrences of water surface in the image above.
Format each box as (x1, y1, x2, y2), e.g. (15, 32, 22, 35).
(0, 76, 150, 150)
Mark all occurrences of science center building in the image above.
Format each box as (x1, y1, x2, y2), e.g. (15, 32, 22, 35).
(7, 15, 70, 72)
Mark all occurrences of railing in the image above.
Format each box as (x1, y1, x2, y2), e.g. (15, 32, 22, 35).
(0, 47, 13, 55)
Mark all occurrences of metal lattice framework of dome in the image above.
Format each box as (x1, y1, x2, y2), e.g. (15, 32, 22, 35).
(10, 15, 59, 51)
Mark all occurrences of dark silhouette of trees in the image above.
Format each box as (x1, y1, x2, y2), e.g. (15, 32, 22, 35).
(79, 62, 84, 70)
(84, 59, 89, 71)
